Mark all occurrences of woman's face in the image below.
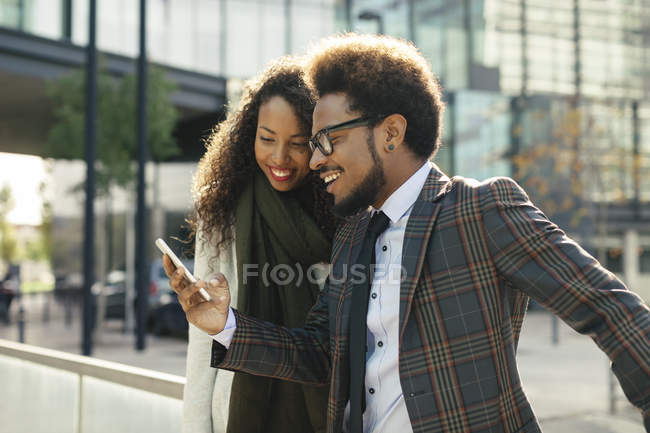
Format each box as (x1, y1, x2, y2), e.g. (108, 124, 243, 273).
(254, 95, 312, 192)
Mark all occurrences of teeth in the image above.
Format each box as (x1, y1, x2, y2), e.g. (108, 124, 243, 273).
(271, 168, 291, 177)
(324, 172, 341, 184)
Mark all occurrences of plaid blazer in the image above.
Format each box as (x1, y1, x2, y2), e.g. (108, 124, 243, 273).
(212, 164, 650, 433)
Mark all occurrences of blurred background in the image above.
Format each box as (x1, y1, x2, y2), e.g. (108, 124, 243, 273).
(0, 1, 649, 432)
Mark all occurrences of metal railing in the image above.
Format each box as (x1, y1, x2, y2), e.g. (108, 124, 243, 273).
(0, 338, 184, 398)
(0, 338, 185, 433)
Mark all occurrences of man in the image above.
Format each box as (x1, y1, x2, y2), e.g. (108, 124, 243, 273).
(167, 34, 650, 433)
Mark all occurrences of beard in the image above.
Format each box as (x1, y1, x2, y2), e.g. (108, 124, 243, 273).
(331, 129, 386, 217)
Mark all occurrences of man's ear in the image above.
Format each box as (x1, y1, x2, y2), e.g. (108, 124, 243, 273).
(381, 114, 407, 152)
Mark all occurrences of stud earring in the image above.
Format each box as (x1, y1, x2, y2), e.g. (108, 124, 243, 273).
(388, 144, 395, 151)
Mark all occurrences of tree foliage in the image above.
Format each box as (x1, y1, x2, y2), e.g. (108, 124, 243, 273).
(45, 63, 180, 196)
(511, 101, 635, 233)
(0, 184, 18, 263)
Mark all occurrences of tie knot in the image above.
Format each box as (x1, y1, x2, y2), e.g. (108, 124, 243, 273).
(368, 211, 390, 235)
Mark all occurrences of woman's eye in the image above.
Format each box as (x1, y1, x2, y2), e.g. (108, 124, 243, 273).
(291, 141, 308, 148)
(260, 136, 274, 142)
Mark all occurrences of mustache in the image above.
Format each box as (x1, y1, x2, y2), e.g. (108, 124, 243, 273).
(318, 166, 344, 175)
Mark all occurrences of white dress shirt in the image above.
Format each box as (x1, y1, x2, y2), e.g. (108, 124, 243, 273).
(213, 162, 432, 433)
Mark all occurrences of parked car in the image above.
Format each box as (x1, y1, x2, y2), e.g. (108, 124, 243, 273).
(147, 258, 192, 337)
(95, 270, 128, 319)
(92, 259, 192, 337)
(54, 272, 83, 303)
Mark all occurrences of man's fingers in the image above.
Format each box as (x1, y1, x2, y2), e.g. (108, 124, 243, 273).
(170, 269, 197, 307)
(172, 272, 229, 317)
(170, 268, 187, 293)
(162, 254, 176, 278)
(188, 290, 208, 305)
(208, 273, 229, 293)
(178, 279, 210, 304)
(211, 272, 227, 285)
(200, 278, 225, 300)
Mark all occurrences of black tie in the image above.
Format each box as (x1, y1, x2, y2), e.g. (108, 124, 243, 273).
(349, 211, 391, 433)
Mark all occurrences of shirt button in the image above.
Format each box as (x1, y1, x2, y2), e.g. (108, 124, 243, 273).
(408, 392, 415, 397)
(371, 293, 377, 299)
(377, 341, 383, 347)
(382, 245, 387, 252)
(369, 388, 375, 394)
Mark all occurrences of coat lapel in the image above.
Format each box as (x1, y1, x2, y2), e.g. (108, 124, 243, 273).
(335, 163, 453, 350)
(399, 164, 451, 341)
(334, 210, 371, 337)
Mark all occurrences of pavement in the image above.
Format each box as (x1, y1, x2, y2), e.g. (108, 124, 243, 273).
(0, 292, 645, 432)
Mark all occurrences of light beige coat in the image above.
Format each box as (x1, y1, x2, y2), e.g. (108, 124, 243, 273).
(182, 230, 237, 433)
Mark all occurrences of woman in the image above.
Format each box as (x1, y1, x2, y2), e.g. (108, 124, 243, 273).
(181, 57, 337, 433)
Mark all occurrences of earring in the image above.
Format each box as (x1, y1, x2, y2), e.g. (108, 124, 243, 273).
(388, 144, 395, 151)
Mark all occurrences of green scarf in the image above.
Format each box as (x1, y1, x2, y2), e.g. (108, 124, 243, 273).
(227, 170, 330, 433)
(235, 170, 330, 325)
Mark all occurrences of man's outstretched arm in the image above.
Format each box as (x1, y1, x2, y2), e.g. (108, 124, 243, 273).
(480, 177, 650, 429)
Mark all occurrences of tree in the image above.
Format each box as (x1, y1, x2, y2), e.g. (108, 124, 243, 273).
(0, 184, 18, 265)
(511, 106, 590, 232)
(45, 63, 180, 276)
(45, 62, 180, 195)
(511, 98, 637, 258)
(22, 177, 53, 263)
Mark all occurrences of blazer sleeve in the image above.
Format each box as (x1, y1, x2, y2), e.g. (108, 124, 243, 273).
(479, 177, 650, 426)
(210, 278, 331, 386)
(182, 227, 238, 433)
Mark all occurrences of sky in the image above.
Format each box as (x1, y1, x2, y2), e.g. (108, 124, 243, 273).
(0, 152, 47, 226)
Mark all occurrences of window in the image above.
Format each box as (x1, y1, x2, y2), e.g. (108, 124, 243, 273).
(639, 249, 650, 274)
(605, 248, 623, 274)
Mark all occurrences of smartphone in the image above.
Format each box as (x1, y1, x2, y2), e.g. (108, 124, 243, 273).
(155, 238, 211, 302)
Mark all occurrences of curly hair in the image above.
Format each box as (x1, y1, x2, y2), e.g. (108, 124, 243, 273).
(190, 56, 337, 254)
(305, 33, 445, 160)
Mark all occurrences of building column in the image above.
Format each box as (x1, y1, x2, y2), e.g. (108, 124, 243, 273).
(62, 0, 72, 41)
(285, 0, 292, 54)
(623, 229, 639, 290)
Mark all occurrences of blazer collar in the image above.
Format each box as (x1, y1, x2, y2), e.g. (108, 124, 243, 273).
(417, 161, 452, 203)
(348, 162, 452, 261)
(354, 161, 451, 227)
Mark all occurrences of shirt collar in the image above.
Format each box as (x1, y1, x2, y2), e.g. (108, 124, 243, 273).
(372, 161, 431, 223)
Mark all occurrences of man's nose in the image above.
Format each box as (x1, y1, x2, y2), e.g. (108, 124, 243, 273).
(309, 148, 327, 171)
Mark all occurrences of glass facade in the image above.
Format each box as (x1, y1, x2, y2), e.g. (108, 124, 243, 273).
(413, 1, 469, 90)
(578, 99, 637, 202)
(338, 0, 649, 216)
(1, 0, 648, 210)
(0, 0, 64, 39)
(486, 0, 649, 99)
(0, 0, 336, 78)
(453, 90, 511, 179)
(640, 103, 650, 202)
(640, 248, 650, 274)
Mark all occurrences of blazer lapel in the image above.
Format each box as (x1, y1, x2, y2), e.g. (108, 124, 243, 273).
(335, 210, 371, 336)
(348, 211, 372, 278)
(399, 164, 451, 341)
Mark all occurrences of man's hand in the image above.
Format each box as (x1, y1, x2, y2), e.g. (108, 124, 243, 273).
(162, 254, 231, 335)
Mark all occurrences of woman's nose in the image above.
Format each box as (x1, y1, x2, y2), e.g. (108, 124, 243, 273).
(271, 144, 290, 164)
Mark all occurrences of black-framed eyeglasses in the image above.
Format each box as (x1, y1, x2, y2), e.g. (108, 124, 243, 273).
(309, 116, 379, 156)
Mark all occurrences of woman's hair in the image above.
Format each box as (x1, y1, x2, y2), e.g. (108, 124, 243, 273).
(189, 56, 336, 253)
(305, 33, 445, 160)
